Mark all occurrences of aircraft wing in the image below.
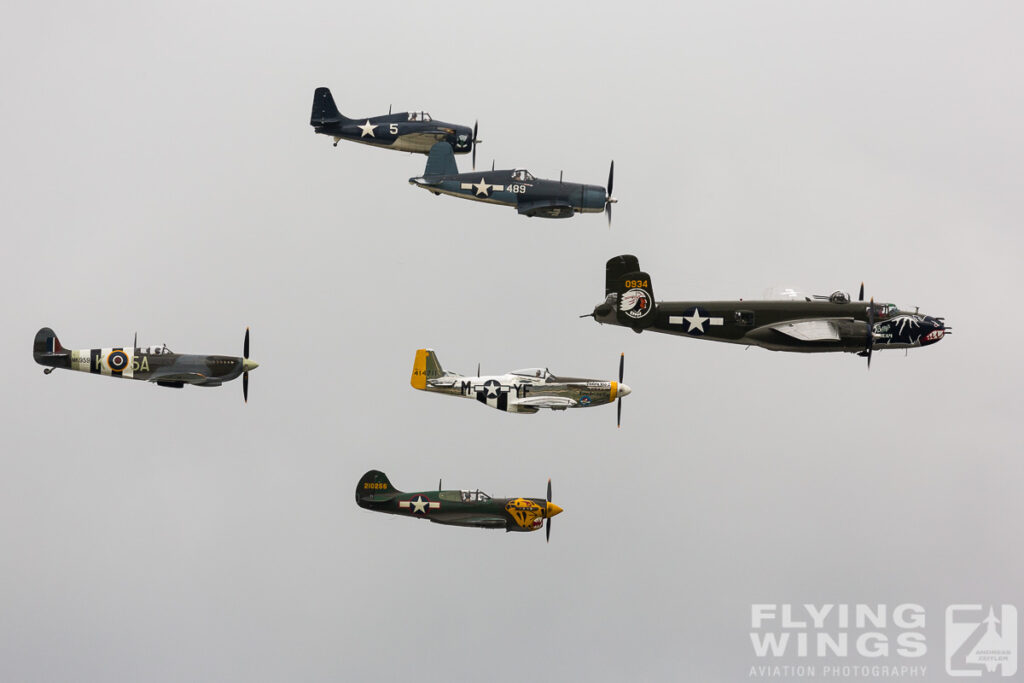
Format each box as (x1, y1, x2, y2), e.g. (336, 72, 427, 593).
(430, 516, 507, 529)
(767, 318, 852, 342)
(513, 396, 578, 410)
(146, 369, 210, 385)
(516, 199, 575, 218)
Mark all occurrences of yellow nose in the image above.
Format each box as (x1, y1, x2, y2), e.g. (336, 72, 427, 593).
(546, 502, 563, 518)
(242, 359, 259, 372)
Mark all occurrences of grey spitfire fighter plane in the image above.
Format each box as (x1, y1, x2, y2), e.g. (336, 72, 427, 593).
(33, 327, 259, 401)
(588, 255, 949, 367)
(309, 87, 481, 164)
(411, 349, 631, 426)
(409, 142, 617, 222)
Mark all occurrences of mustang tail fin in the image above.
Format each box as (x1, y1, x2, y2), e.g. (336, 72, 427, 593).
(411, 349, 444, 389)
(356, 470, 401, 506)
(607, 255, 657, 329)
(423, 142, 459, 178)
(310, 87, 347, 126)
(33, 327, 70, 367)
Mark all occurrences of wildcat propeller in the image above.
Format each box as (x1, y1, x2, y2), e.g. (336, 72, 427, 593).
(33, 327, 259, 401)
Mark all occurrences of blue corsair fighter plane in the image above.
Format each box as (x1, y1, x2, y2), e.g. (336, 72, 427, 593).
(409, 142, 617, 223)
(310, 87, 481, 165)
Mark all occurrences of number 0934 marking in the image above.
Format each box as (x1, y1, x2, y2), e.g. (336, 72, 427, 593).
(624, 280, 648, 288)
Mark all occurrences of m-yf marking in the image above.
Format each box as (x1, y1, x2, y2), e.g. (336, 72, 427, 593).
(410, 348, 631, 419)
(356, 470, 563, 540)
(34, 327, 259, 402)
(589, 254, 949, 366)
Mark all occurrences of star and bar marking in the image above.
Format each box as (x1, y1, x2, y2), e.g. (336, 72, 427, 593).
(669, 307, 724, 335)
(399, 495, 440, 515)
(358, 120, 378, 137)
(460, 178, 505, 197)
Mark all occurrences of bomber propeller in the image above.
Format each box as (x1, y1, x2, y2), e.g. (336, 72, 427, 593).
(243, 327, 252, 402)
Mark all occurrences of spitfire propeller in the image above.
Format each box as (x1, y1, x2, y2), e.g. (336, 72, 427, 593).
(243, 327, 252, 402)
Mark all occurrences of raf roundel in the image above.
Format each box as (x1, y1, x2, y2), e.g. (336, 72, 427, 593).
(107, 349, 129, 373)
(620, 288, 652, 320)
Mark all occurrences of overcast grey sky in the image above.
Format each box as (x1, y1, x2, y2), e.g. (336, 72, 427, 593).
(2, 1, 1022, 681)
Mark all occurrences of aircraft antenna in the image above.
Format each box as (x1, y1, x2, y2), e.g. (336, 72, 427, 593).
(133, 331, 137, 351)
(477, 362, 481, 377)
(388, 104, 392, 115)
(559, 170, 563, 183)
(491, 160, 495, 171)
(438, 478, 442, 492)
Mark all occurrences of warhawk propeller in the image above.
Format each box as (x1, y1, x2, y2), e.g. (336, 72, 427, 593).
(409, 142, 616, 221)
(33, 327, 259, 401)
(587, 255, 950, 360)
(410, 349, 631, 416)
(356, 470, 563, 538)
(309, 87, 479, 157)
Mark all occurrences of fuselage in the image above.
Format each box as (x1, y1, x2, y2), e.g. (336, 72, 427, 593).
(594, 295, 947, 353)
(314, 113, 473, 154)
(36, 344, 252, 386)
(357, 488, 561, 532)
(421, 370, 627, 412)
(410, 169, 608, 217)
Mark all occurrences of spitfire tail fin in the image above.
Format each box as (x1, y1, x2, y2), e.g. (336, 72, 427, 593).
(310, 87, 347, 126)
(606, 256, 657, 329)
(423, 142, 459, 178)
(410, 349, 444, 390)
(356, 470, 401, 506)
(33, 327, 70, 367)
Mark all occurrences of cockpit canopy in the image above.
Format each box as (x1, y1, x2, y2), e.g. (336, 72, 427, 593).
(461, 490, 490, 502)
(511, 367, 553, 381)
(139, 344, 171, 355)
(407, 111, 432, 122)
(511, 169, 534, 182)
(870, 303, 899, 319)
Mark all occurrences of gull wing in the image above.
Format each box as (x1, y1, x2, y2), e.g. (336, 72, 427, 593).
(767, 318, 850, 342)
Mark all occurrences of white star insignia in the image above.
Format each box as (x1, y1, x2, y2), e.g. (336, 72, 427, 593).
(410, 497, 428, 514)
(358, 120, 377, 138)
(684, 310, 710, 333)
(472, 178, 492, 196)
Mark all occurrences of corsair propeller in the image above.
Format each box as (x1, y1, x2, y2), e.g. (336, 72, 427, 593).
(606, 160, 617, 228)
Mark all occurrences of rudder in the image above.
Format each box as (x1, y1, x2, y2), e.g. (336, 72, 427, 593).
(356, 470, 400, 506)
(411, 349, 444, 389)
(423, 142, 459, 178)
(607, 256, 656, 329)
(310, 87, 345, 125)
(33, 327, 68, 365)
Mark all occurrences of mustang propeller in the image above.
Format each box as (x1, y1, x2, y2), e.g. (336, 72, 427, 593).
(546, 478, 561, 543)
(616, 352, 629, 428)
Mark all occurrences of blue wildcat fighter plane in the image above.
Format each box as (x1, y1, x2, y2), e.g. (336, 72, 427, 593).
(310, 87, 481, 165)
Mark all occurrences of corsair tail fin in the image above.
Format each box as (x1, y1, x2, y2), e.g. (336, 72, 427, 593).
(310, 87, 347, 126)
(356, 470, 401, 507)
(33, 327, 70, 368)
(423, 142, 459, 178)
(411, 349, 444, 389)
(607, 256, 656, 329)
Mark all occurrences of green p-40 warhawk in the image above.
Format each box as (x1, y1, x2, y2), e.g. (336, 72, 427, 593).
(411, 349, 631, 425)
(356, 470, 563, 540)
(33, 327, 259, 401)
(309, 87, 481, 164)
(409, 142, 617, 222)
(588, 255, 949, 367)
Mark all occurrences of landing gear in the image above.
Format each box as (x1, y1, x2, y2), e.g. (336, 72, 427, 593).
(333, 137, 341, 147)
(43, 368, 54, 375)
